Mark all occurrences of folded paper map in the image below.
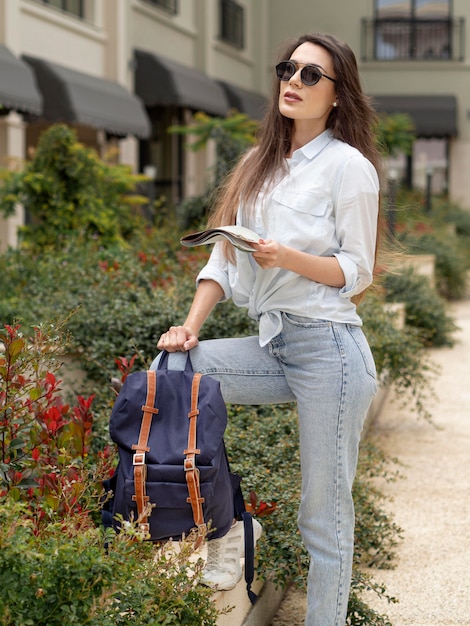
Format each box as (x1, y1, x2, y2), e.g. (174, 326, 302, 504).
(180, 225, 260, 253)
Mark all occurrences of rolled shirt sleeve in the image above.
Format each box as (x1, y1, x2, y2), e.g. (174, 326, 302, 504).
(333, 155, 379, 298)
(196, 242, 232, 301)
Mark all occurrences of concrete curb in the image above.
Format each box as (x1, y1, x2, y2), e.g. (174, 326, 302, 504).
(242, 579, 286, 626)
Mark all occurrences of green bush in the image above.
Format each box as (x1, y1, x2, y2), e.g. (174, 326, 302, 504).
(430, 194, 470, 239)
(447, 206, 470, 238)
(385, 188, 470, 299)
(0, 125, 148, 252)
(360, 291, 440, 422)
(397, 231, 468, 300)
(381, 268, 458, 347)
(375, 113, 415, 158)
(353, 442, 402, 569)
(0, 235, 256, 385)
(0, 501, 218, 626)
(175, 194, 210, 230)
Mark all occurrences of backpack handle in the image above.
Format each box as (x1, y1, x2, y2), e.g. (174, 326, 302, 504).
(157, 350, 193, 372)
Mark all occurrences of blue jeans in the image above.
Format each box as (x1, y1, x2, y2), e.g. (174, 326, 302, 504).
(151, 313, 377, 626)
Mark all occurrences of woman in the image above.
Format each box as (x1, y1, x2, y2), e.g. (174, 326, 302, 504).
(155, 33, 381, 626)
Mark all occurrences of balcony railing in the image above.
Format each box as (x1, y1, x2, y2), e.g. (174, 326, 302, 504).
(361, 17, 465, 62)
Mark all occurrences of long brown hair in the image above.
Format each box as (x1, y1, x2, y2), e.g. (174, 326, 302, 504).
(208, 33, 382, 247)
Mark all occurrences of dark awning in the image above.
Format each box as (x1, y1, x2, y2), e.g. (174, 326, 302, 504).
(23, 55, 151, 138)
(0, 45, 42, 115)
(373, 95, 457, 138)
(134, 49, 229, 117)
(217, 81, 267, 120)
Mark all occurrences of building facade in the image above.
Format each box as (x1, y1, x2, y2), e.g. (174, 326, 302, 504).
(0, 0, 469, 251)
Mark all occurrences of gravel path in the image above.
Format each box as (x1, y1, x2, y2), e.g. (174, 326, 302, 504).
(363, 298, 470, 625)
(271, 299, 470, 626)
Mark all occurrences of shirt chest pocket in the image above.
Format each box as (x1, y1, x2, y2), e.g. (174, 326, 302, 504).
(270, 189, 332, 247)
(273, 189, 328, 215)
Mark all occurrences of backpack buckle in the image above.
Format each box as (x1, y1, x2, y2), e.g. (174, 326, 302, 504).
(184, 457, 196, 471)
(133, 452, 146, 465)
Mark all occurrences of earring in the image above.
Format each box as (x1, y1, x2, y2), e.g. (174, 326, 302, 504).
(333, 102, 337, 107)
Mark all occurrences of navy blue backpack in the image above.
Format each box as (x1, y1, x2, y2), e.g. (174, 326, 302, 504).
(104, 351, 257, 602)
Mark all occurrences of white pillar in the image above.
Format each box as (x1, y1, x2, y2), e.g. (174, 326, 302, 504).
(118, 135, 139, 171)
(449, 138, 470, 209)
(0, 112, 27, 252)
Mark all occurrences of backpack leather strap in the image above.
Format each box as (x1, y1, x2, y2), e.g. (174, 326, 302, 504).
(132, 370, 158, 534)
(184, 372, 206, 543)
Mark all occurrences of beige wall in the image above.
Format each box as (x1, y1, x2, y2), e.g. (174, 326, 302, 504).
(209, 0, 269, 92)
(129, 0, 203, 66)
(20, 1, 106, 76)
(266, 0, 372, 59)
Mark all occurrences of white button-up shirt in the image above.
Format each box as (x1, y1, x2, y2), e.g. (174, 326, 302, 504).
(197, 130, 380, 346)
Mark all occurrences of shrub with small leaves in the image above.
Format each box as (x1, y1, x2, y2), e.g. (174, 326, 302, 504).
(360, 291, 440, 422)
(0, 124, 148, 252)
(0, 500, 219, 626)
(382, 268, 458, 347)
(398, 231, 468, 300)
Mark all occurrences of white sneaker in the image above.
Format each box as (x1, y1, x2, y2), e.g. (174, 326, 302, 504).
(201, 517, 263, 591)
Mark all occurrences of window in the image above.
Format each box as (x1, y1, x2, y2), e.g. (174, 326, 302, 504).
(374, 0, 453, 60)
(142, 0, 178, 15)
(40, 0, 85, 19)
(376, 0, 450, 20)
(220, 0, 245, 49)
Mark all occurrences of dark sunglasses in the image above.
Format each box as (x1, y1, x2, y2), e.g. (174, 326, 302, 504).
(275, 60, 336, 86)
